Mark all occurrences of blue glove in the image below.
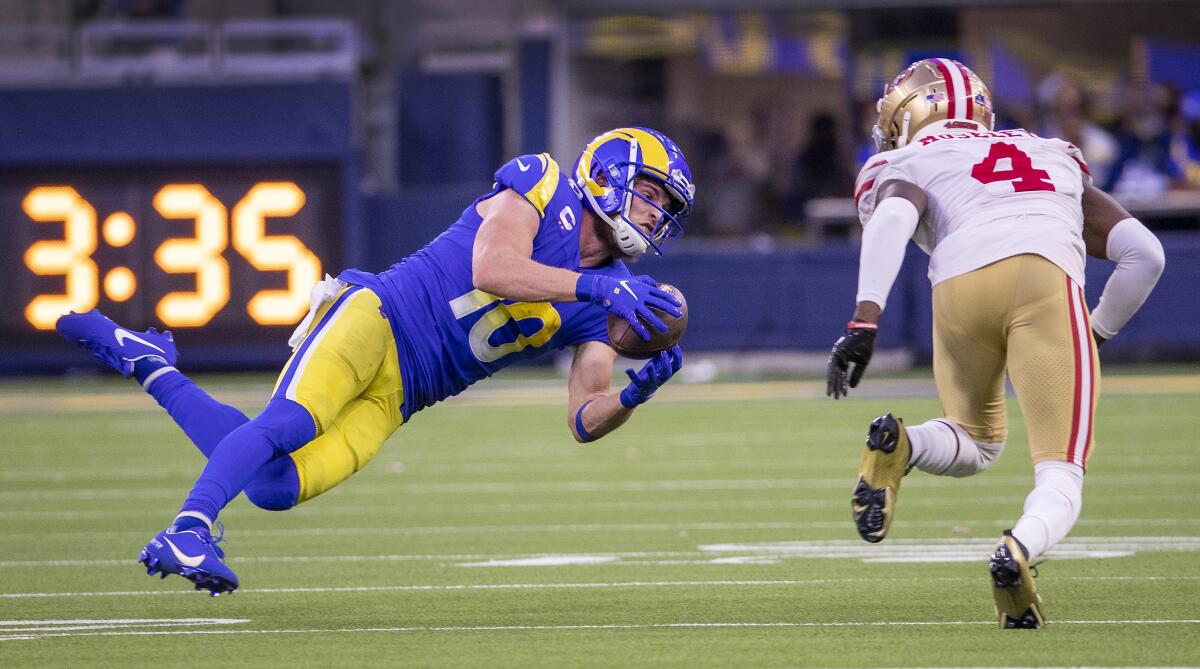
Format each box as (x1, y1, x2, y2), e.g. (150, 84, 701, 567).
(619, 345, 683, 408)
(576, 274, 682, 341)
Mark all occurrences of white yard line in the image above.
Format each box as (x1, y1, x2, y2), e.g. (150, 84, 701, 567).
(0, 619, 250, 633)
(0, 579, 910, 599)
(0, 498, 888, 521)
(4, 493, 1195, 525)
(6, 451, 1193, 483)
(3, 472, 1198, 503)
(4, 517, 1199, 542)
(0, 623, 248, 628)
(0, 551, 702, 568)
(3, 573, 1200, 600)
(4, 374, 1197, 417)
(6, 536, 1194, 569)
(3, 618, 1199, 642)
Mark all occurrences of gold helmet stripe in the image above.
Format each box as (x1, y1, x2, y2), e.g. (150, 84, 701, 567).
(576, 134, 609, 197)
(617, 127, 670, 175)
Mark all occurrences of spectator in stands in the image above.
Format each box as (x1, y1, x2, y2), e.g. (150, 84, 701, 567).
(853, 101, 879, 169)
(1104, 81, 1187, 198)
(674, 124, 725, 236)
(787, 112, 853, 229)
(1169, 90, 1200, 190)
(1037, 75, 1119, 187)
(704, 115, 771, 236)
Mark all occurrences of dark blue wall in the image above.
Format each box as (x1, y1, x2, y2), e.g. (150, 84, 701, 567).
(397, 72, 503, 185)
(360, 181, 1198, 361)
(896, 236, 1198, 361)
(1086, 233, 1200, 357)
(643, 235, 1196, 360)
(4, 81, 1194, 369)
(0, 83, 354, 165)
(363, 183, 490, 271)
(518, 39, 551, 155)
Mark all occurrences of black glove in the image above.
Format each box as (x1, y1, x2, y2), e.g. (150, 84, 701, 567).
(826, 323, 878, 399)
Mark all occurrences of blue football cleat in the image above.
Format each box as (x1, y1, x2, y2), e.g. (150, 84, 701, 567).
(56, 310, 176, 377)
(139, 525, 238, 597)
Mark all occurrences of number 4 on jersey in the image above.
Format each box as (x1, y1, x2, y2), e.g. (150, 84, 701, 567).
(970, 142, 1055, 192)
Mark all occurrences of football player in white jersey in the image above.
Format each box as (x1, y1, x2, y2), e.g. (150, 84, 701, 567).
(825, 59, 1165, 628)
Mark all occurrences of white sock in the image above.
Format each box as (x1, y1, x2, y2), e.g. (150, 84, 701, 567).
(907, 419, 1003, 477)
(1011, 460, 1084, 559)
(141, 365, 179, 391)
(172, 511, 214, 533)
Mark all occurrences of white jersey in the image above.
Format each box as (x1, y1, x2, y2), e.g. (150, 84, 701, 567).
(855, 119, 1091, 287)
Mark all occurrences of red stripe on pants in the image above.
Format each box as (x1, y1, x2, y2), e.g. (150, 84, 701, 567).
(1066, 277, 1083, 464)
(1080, 286, 1097, 466)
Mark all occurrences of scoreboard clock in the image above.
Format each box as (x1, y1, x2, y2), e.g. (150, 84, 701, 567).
(1, 165, 344, 366)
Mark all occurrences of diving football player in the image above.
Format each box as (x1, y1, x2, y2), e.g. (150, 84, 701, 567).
(825, 60, 1165, 627)
(58, 127, 696, 596)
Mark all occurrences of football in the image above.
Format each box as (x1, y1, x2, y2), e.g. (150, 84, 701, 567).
(606, 283, 688, 359)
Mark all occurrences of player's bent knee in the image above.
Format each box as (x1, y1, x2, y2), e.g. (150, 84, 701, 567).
(944, 439, 1005, 477)
(244, 485, 296, 511)
(975, 439, 1004, 471)
(253, 398, 319, 458)
(243, 455, 301, 511)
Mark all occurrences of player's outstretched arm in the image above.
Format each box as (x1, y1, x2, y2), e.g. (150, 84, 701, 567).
(827, 180, 926, 399)
(472, 189, 585, 302)
(473, 191, 683, 340)
(567, 341, 682, 443)
(1080, 183, 1165, 345)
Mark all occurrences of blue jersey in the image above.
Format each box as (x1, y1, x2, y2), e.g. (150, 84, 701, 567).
(339, 153, 631, 420)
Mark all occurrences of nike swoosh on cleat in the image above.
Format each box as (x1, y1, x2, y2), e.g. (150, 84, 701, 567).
(517, 159, 531, 171)
(114, 328, 165, 353)
(162, 536, 206, 568)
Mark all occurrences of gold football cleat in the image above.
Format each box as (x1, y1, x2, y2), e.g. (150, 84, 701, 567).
(851, 413, 911, 543)
(989, 531, 1046, 629)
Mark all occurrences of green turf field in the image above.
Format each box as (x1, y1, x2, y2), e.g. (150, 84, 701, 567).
(2, 371, 1198, 667)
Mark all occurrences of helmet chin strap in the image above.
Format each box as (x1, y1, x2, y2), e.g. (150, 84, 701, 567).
(582, 186, 651, 256)
(613, 142, 650, 255)
(582, 137, 654, 256)
(614, 220, 650, 256)
(896, 111, 912, 148)
(603, 200, 652, 256)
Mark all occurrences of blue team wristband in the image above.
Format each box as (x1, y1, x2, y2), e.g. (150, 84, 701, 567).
(574, 400, 598, 442)
(575, 274, 596, 302)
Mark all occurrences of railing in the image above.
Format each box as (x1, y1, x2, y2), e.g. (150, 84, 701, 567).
(0, 24, 72, 83)
(0, 18, 360, 84)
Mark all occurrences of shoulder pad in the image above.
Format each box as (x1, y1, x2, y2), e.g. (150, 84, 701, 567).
(494, 153, 563, 216)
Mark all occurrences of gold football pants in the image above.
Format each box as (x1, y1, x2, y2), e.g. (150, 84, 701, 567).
(932, 254, 1099, 468)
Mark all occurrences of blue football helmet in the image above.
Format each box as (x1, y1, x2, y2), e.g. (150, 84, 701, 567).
(571, 127, 695, 256)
